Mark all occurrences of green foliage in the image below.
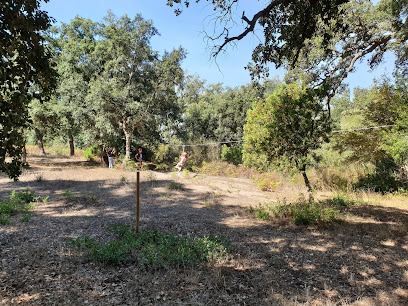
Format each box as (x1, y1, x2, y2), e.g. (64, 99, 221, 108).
(250, 196, 342, 225)
(243, 83, 331, 192)
(0, 190, 39, 225)
(63, 190, 75, 201)
(84, 146, 99, 161)
(253, 174, 281, 192)
(0, 0, 56, 180)
(355, 158, 406, 193)
(20, 213, 33, 223)
(333, 83, 408, 193)
(0, 215, 11, 225)
(221, 145, 243, 165)
(153, 144, 179, 165)
(167, 0, 348, 80)
(67, 236, 97, 250)
(87, 12, 186, 159)
(320, 194, 358, 207)
(68, 226, 229, 267)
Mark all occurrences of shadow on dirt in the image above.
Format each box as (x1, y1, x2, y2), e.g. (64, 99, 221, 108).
(0, 162, 407, 305)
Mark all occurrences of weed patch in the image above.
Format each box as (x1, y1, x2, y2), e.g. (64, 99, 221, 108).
(67, 225, 229, 268)
(167, 182, 184, 191)
(250, 196, 344, 225)
(252, 173, 281, 191)
(0, 190, 43, 225)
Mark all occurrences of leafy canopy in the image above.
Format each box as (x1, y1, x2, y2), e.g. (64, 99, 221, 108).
(243, 83, 331, 191)
(0, 0, 55, 180)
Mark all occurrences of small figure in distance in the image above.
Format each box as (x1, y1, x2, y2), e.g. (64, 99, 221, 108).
(135, 148, 143, 164)
(107, 147, 115, 169)
(175, 151, 188, 172)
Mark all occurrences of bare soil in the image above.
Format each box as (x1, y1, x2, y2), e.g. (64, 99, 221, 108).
(1, 154, 407, 305)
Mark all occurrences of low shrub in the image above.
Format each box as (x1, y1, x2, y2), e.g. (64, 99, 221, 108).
(252, 173, 281, 191)
(221, 144, 243, 165)
(67, 225, 229, 268)
(250, 196, 342, 225)
(0, 190, 41, 225)
(84, 146, 99, 161)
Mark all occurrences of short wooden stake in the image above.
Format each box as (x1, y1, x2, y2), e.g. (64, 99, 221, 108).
(136, 170, 140, 234)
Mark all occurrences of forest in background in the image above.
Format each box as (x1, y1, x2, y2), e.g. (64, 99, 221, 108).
(2, 0, 408, 195)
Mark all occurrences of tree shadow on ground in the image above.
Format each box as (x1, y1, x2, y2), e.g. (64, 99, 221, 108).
(0, 168, 407, 305)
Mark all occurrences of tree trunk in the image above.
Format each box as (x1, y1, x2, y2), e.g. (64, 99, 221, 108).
(23, 144, 27, 164)
(69, 134, 75, 156)
(124, 130, 131, 160)
(99, 145, 108, 166)
(35, 128, 46, 155)
(300, 165, 313, 202)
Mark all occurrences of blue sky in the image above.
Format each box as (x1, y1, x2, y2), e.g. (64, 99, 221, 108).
(40, 0, 394, 90)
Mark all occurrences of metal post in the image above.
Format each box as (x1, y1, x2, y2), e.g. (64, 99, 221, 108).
(136, 170, 140, 234)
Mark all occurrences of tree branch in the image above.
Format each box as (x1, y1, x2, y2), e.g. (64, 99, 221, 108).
(212, 0, 291, 57)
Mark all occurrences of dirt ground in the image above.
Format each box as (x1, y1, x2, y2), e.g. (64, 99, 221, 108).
(1, 154, 408, 305)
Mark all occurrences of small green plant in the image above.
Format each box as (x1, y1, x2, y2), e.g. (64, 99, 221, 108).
(249, 203, 273, 221)
(0, 214, 11, 225)
(67, 236, 96, 249)
(20, 213, 32, 222)
(167, 182, 184, 191)
(0, 190, 39, 225)
(63, 190, 75, 201)
(120, 176, 127, 184)
(68, 226, 229, 267)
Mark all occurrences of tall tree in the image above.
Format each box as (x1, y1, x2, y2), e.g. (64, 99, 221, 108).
(243, 84, 331, 197)
(0, 0, 55, 179)
(48, 17, 99, 155)
(90, 12, 185, 159)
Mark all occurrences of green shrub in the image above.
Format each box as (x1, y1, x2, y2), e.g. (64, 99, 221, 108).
(321, 194, 357, 207)
(0, 190, 39, 225)
(84, 146, 99, 161)
(67, 236, 96, 249)
(0, 214, 11, 225)
(250, 197, 341, 225)
(20, 213, 32, 222)
(67, 226, 229, 268)
(221, 144, 243, 165)
(253, 174, 281, 191)
(63, 190, 75, 201)
(355, 158, 407, 193)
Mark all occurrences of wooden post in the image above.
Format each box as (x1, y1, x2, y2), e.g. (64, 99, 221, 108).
(136, 170, 140, 233)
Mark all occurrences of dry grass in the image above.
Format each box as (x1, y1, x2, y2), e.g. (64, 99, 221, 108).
(0, 154, 407, 305)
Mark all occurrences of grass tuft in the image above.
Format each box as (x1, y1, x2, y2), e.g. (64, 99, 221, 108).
(167, 182, 184, 191)
(68, 225, 229, 268)
(250, 195, 349, 225)
(0, 190, 41, 225)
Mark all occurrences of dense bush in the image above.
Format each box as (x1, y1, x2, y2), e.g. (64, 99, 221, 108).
(83, 146, 99, 161)
(221, 144, 243, 165)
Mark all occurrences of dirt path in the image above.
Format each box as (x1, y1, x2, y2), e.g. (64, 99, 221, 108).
(1, 155, 407, 305)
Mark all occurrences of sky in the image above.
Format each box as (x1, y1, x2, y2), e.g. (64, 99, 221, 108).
(40, 0, 395, 91)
